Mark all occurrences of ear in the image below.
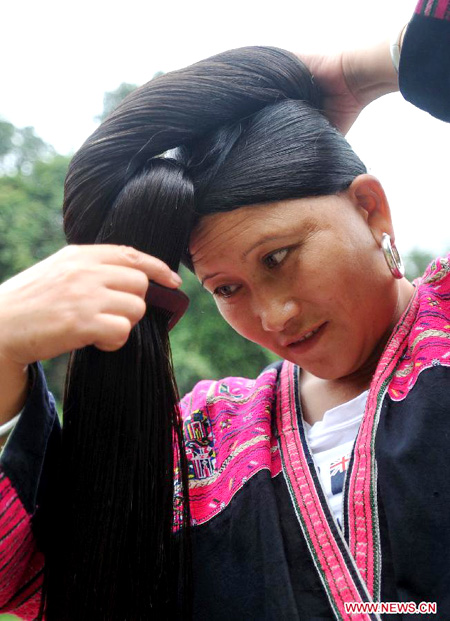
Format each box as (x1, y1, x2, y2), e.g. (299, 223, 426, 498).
(346, 174, 395, 245)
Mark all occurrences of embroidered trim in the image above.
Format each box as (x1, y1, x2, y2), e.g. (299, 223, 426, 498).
(277, 363, 379, 621)
(422, 257, 450, 283)
(345, 287, 419, 601)
(206, 384, 271, 405)
(415, 0, 450, 20)
(389, 256, 450, 401)
(343, 256, 450, 601)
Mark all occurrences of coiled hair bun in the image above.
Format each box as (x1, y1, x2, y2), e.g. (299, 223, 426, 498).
(63, 46, 321, 245)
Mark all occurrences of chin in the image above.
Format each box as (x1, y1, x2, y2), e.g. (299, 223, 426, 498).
(306, 367, 348, 381)
(282, 354, 329, 378)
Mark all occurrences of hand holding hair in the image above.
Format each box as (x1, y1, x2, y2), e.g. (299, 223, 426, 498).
(0, 243, 182, 366)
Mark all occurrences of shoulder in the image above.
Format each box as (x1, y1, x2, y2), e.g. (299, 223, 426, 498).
(416, 254, 450, 286)
(176, 365, 280, 525)
(388, 255, 450, 400)
(179, 363, 280, 420)
(414, 254, 450, 321)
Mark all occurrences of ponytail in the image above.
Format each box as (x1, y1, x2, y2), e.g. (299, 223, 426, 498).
(46, 161, 194, 619)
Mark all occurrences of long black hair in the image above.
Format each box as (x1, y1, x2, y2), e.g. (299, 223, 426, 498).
(45, 46, 366, 619)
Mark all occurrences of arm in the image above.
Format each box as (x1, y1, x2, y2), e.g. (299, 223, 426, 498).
(298, 38, 399, 135)
(297, 0, 450, 133)
(0, 357, 28, 427)
(0, 358, 29, 450)
(0, 244, 183, 616)
(0, 244, 182, 427)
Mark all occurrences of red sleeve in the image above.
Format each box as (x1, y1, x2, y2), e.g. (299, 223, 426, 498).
(0, 471, 44, 619)
(0, 362, 62, 619)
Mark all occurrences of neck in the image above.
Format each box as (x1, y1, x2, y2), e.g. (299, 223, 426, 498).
(300, 278, 415, 425)
(336, 277, 415, 389)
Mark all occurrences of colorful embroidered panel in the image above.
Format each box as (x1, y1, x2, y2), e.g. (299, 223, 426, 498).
(388, 256, 450, 401)
(343, 288, 418, 602)
(178, 368, 281, 526)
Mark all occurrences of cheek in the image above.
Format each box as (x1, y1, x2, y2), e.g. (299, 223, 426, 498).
(216, 301, 260, 340)
(327, 257, 395, 345)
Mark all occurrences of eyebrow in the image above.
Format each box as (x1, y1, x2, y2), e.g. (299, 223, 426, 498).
(242, 234, 293, 259)
(199, 232, 299, 286)
(201, 272, 221, 286)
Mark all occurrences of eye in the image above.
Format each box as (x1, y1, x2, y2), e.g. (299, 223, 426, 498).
(213, 284, 240, 299)
(263, 248, 289, 269)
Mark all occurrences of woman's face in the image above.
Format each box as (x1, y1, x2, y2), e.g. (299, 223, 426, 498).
(189, 177, 412, 381)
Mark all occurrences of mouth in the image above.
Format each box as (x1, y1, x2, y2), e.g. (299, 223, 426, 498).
(283, 322, 327, 352)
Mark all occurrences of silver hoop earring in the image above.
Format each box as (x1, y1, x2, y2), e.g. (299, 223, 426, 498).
(381, 233, 405, 279)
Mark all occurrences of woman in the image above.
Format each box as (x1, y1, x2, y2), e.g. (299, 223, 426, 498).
(0, 1, 449, 619)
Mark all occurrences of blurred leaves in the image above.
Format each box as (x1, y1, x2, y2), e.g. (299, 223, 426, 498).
(95, 82, 138, 122)
(0, 119, 54, 175)
(0, 156, 68, 281)
(404, 247, 434, 281)
(95, 73, 164, 123)
(0, 126, 70, 405)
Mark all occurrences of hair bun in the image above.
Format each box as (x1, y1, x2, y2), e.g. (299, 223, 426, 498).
(63, 46, 320, 245)
(198, 46, 321, 108)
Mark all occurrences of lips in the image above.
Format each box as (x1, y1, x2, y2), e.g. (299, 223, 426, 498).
(282, 323, 326, 349)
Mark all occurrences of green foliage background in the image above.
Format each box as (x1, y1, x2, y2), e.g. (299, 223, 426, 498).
(0, 86, 436, 619)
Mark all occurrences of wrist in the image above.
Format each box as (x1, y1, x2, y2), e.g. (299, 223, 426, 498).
(343, 39, 399, 108)
(390, 23, 409, 73)
(0, 351, 29, 426)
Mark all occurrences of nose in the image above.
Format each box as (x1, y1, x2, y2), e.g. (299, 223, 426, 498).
(257, 296, 300, 333)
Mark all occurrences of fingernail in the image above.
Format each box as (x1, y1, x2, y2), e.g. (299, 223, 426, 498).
(171, 272, 182, 285)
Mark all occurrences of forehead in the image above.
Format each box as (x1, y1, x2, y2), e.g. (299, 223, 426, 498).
(189, 196, 344, 267)
(190, 203, 287, 258)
